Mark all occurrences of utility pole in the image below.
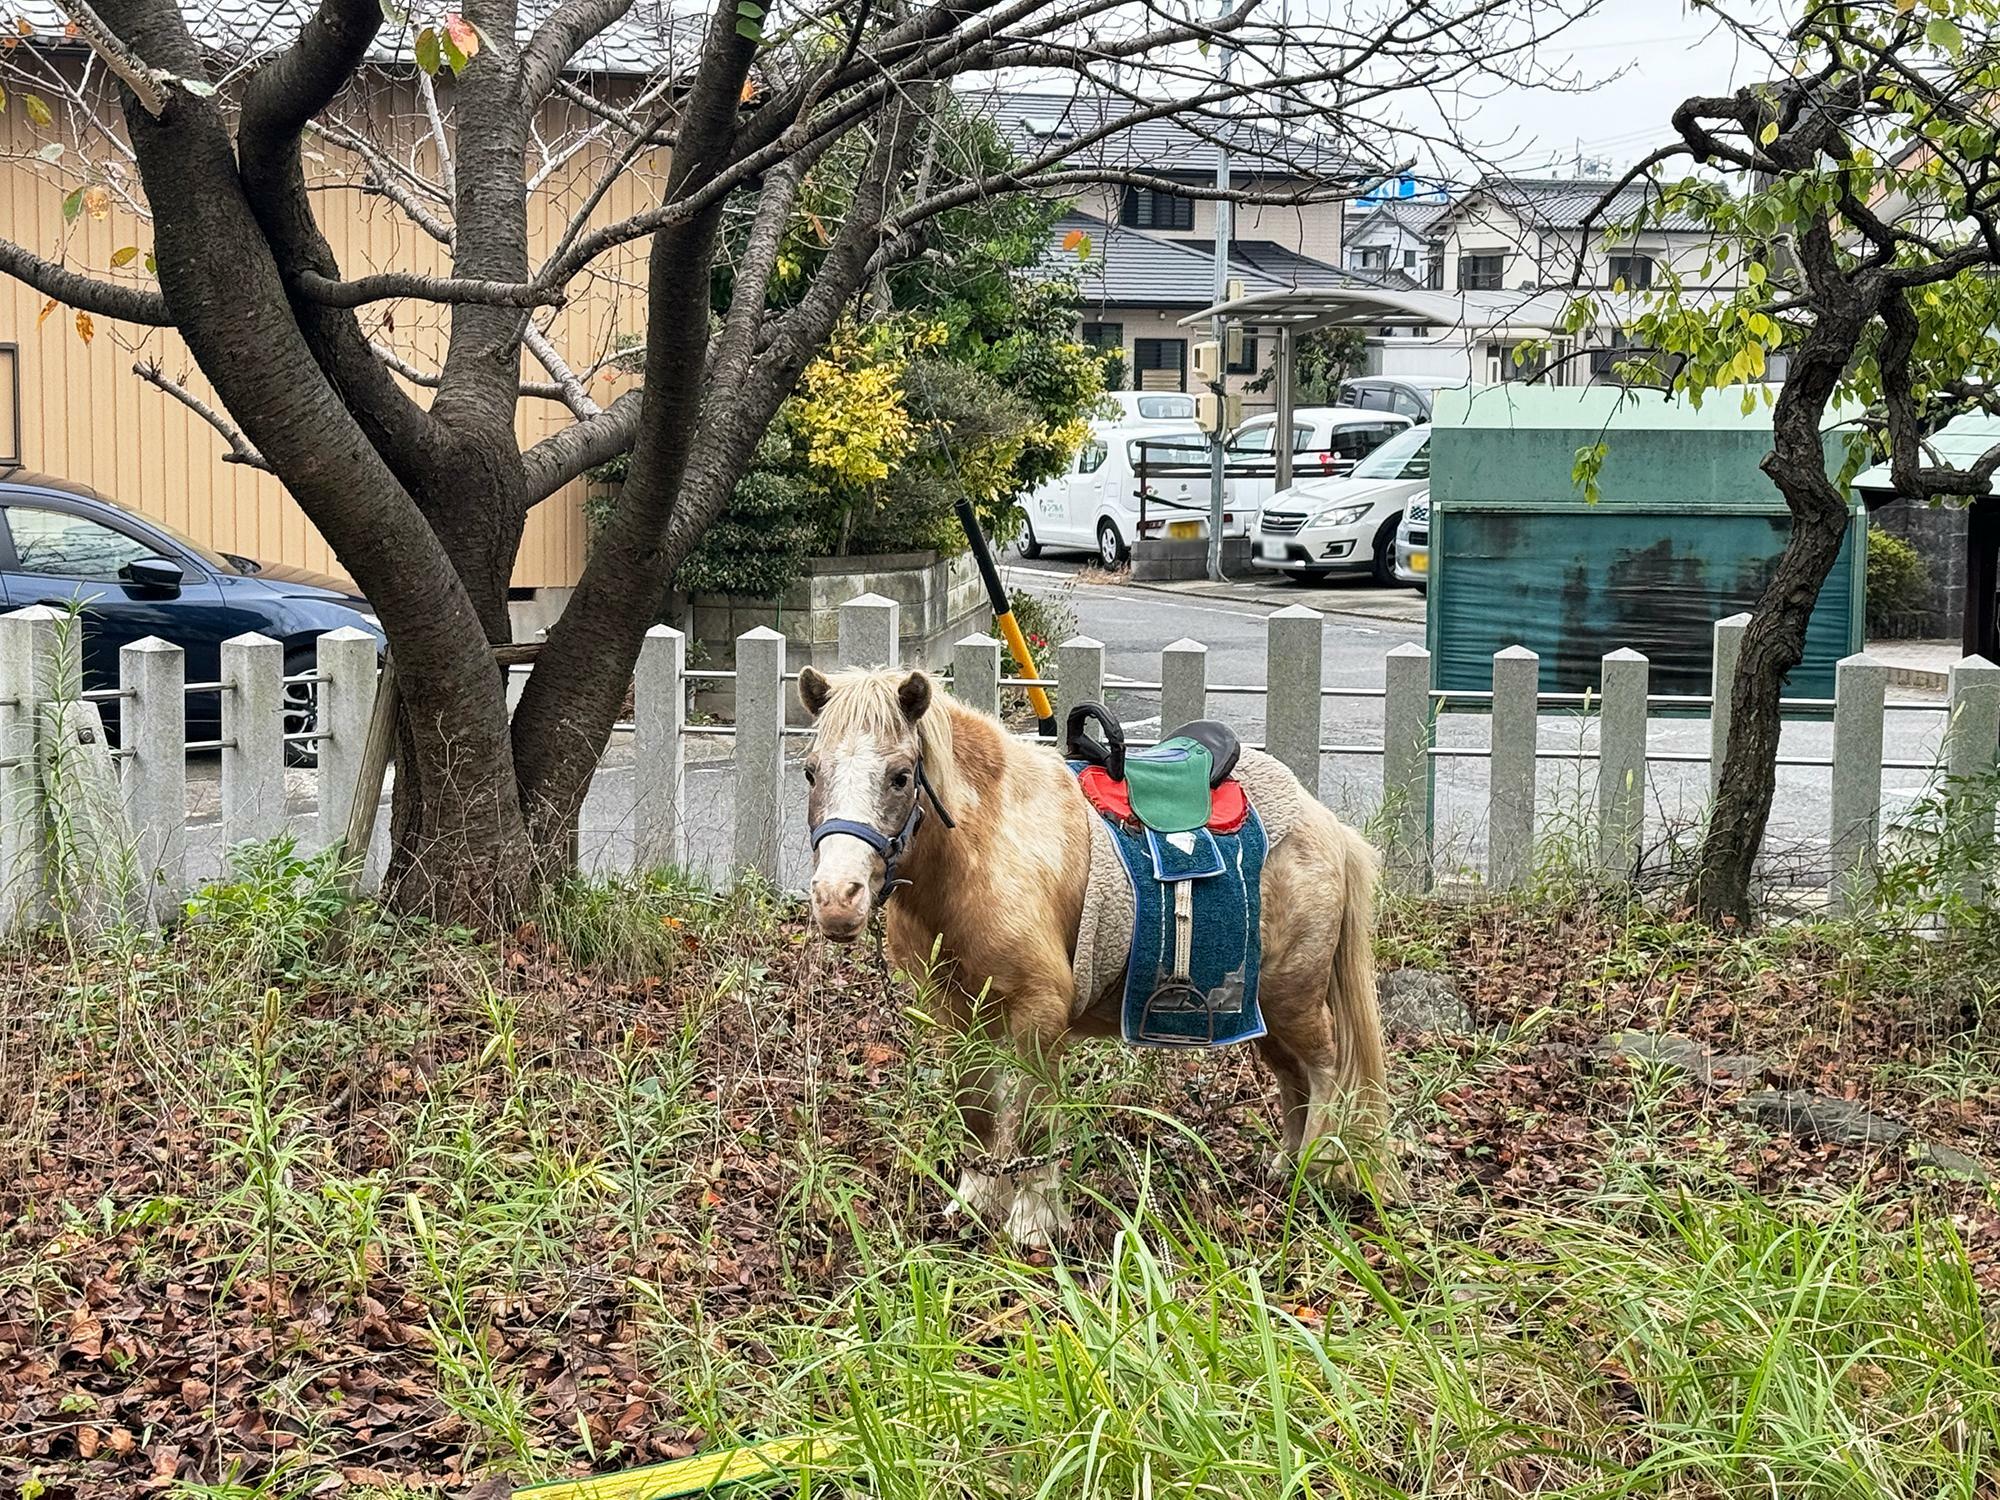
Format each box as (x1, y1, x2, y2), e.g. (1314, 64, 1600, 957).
(1205, 29, 1233, 584)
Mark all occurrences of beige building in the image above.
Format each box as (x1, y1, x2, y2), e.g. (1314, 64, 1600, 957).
(0, 5, 673, 593)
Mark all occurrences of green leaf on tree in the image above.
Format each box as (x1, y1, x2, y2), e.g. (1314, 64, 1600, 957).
(415, 26, 441, 74)
(379, 0, 410, 21)
(23, 92, 52, 128)
(61, 186, 82, 222)
(735, 16, 763, 40)
(440, 27, 469, 71)
(110, 245, 139, 268)
(1926, 15, 1963, 56)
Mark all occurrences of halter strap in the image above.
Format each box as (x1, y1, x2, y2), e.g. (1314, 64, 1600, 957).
(808, 755, 955, 905)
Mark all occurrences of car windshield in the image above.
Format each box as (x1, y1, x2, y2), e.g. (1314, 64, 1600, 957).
(1351, 424, 1430, 480)
(1134, 395, 1195, 420)
(141, 511, 248, 574)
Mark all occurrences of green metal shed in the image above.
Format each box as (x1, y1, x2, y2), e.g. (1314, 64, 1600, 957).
(1427, 385, 1866, 701)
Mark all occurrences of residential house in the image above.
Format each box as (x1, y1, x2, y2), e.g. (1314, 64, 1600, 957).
(975, 90, 1387, 405)
(1421, 174, 1740, 385)
(1344, 198, 1449, 285)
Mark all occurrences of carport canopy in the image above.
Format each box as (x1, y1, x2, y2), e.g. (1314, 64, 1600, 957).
(1175, 285, 1591, 489)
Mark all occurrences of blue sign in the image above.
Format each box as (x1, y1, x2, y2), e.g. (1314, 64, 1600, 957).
(1355, 174, 1453, 209)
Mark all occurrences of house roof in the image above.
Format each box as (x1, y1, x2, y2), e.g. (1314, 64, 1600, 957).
(1441, 175, 1711, 235)
(10, 1, 691, 76)
(1045, 213, 1390, 309)
(969, 89, 1358, 184)
(1348, 198, 1453, 241)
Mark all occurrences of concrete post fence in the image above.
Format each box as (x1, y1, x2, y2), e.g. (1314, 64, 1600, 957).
(2, 595, 1997, 928)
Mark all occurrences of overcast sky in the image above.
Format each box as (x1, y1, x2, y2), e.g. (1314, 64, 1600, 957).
(1409, 1, 1791, 181)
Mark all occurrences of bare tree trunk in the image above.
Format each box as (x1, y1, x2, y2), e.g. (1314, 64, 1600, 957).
(1689, 242, 1866, 922)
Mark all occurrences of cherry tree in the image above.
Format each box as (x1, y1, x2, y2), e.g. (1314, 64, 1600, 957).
(2, 0, 1598, 923)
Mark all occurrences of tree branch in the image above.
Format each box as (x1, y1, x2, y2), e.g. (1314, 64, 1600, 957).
(296, 267, 564, 308)
(522, 387, 642, 501)
(522, 0, 636, 102)
(134, 359, 269, 471)
(0, 236, 170, 323)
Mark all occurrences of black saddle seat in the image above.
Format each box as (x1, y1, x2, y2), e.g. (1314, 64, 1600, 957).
(1153, 719, 1240, 787)
(1068, 701, 1241, 790)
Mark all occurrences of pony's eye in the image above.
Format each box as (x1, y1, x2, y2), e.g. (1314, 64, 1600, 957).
(891, 769, 912, 791)
(803, 764, 817, 786)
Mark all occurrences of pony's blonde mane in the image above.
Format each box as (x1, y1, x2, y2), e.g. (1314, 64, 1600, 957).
(815, 668, 965, 813)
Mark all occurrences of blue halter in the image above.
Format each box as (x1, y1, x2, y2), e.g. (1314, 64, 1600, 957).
(808, 758, 956, 905)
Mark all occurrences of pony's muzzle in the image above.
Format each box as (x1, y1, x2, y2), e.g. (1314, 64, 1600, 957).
(810, 869, 874, 942)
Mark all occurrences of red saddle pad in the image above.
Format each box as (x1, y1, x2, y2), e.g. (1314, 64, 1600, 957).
(1078, 765, 1249, 834)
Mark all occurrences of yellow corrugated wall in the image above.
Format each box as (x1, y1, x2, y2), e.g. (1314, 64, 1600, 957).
(0, 68, 666, 589)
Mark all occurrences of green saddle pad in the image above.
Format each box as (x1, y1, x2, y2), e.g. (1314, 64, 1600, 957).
(1124, 738, 1214, 832)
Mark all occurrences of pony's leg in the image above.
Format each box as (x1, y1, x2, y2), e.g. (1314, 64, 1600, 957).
(1255, 1036, 1309, 1179)
(939, 983, 1018, 1223)
(992, 991, 1074, 1250)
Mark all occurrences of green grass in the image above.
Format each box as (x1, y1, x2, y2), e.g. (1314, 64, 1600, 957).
(1, 844, 1996, 1499)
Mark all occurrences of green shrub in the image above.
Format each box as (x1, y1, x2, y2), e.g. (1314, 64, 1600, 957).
(1866, 529, 1931, 634)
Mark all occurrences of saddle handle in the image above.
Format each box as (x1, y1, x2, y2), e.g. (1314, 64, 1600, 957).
(1065, 701, 1125, 780)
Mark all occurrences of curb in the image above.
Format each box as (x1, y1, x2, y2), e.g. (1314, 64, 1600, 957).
(1108, 572, 1428, 626)
(1885, 663, 1949, 692)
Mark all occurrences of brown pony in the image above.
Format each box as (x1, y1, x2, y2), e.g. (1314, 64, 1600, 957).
(798, 665, 1396, 1245)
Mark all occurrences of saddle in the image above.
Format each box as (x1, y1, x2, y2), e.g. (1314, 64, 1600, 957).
(1065, 703, 1247, 835)
(1065, 702, 1266, 1048)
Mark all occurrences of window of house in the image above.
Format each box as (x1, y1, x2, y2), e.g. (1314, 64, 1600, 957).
(1226, 334, 1258, 375)
(1607, 253, 1654, 289)
(1080, 322, 1123, 350)
(1459, 252, 1505, 291)
(1426, 257, 1443, 290)
(1489, 341, 1549, 384)
(1133, 338, 1187, 391)
(4, 506, 165, 581)
(1119, 187, 1194, 232)
(1403, 249, 1419, 270)
(1353, 245, 1389, 270)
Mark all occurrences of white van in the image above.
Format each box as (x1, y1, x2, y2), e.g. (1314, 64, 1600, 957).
(1224, 409, 1413, 512)
(1023, 422, 1236, 567)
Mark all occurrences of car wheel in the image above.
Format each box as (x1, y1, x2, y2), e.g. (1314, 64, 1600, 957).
(1371, 518, 1400, 587)
(282, 648, 321, 769)
(1096, 519, 1128, 568)
(1020, 519, 1043, 560)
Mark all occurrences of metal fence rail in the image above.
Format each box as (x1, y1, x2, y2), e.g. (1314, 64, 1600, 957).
(3, 592, 1997, 931)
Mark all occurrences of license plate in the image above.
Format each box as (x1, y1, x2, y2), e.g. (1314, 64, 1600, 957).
(1167, 520, 1200, 539)
(1260, 539, 1288, 561)
(1409, 551, 1429, 573)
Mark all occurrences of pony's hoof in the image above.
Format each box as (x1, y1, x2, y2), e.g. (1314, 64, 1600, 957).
(1000, 1166, 1070, 1249)
(948, 1167, 1015, 1222)
(1264, 1150, 1300, 1185)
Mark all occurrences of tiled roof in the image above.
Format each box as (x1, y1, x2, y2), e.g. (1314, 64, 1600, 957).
(9, 1, 693, 76)
(969, 89, 1357, 183)
(1046, 213, 1388, 308)
(1448, 175, 1710, 234)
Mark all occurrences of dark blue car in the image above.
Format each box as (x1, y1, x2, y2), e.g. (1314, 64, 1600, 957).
(0, 471, 383, 751)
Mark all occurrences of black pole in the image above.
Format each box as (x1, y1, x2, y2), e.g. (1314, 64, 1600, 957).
(956, 500, 1058, 736)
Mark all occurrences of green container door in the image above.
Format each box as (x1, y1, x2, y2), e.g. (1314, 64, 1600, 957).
(1428, 387, 1865, 702)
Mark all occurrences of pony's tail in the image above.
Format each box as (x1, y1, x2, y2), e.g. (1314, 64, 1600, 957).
(1328, 825, 1402, 1196)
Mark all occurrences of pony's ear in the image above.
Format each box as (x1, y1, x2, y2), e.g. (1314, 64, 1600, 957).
(798, 666, 832, 719)
(897, 671, 932, 724)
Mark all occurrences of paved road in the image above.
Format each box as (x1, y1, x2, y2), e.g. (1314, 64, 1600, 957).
(168, 569, 1952, 897)
(1005, 567, 1952, 885)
